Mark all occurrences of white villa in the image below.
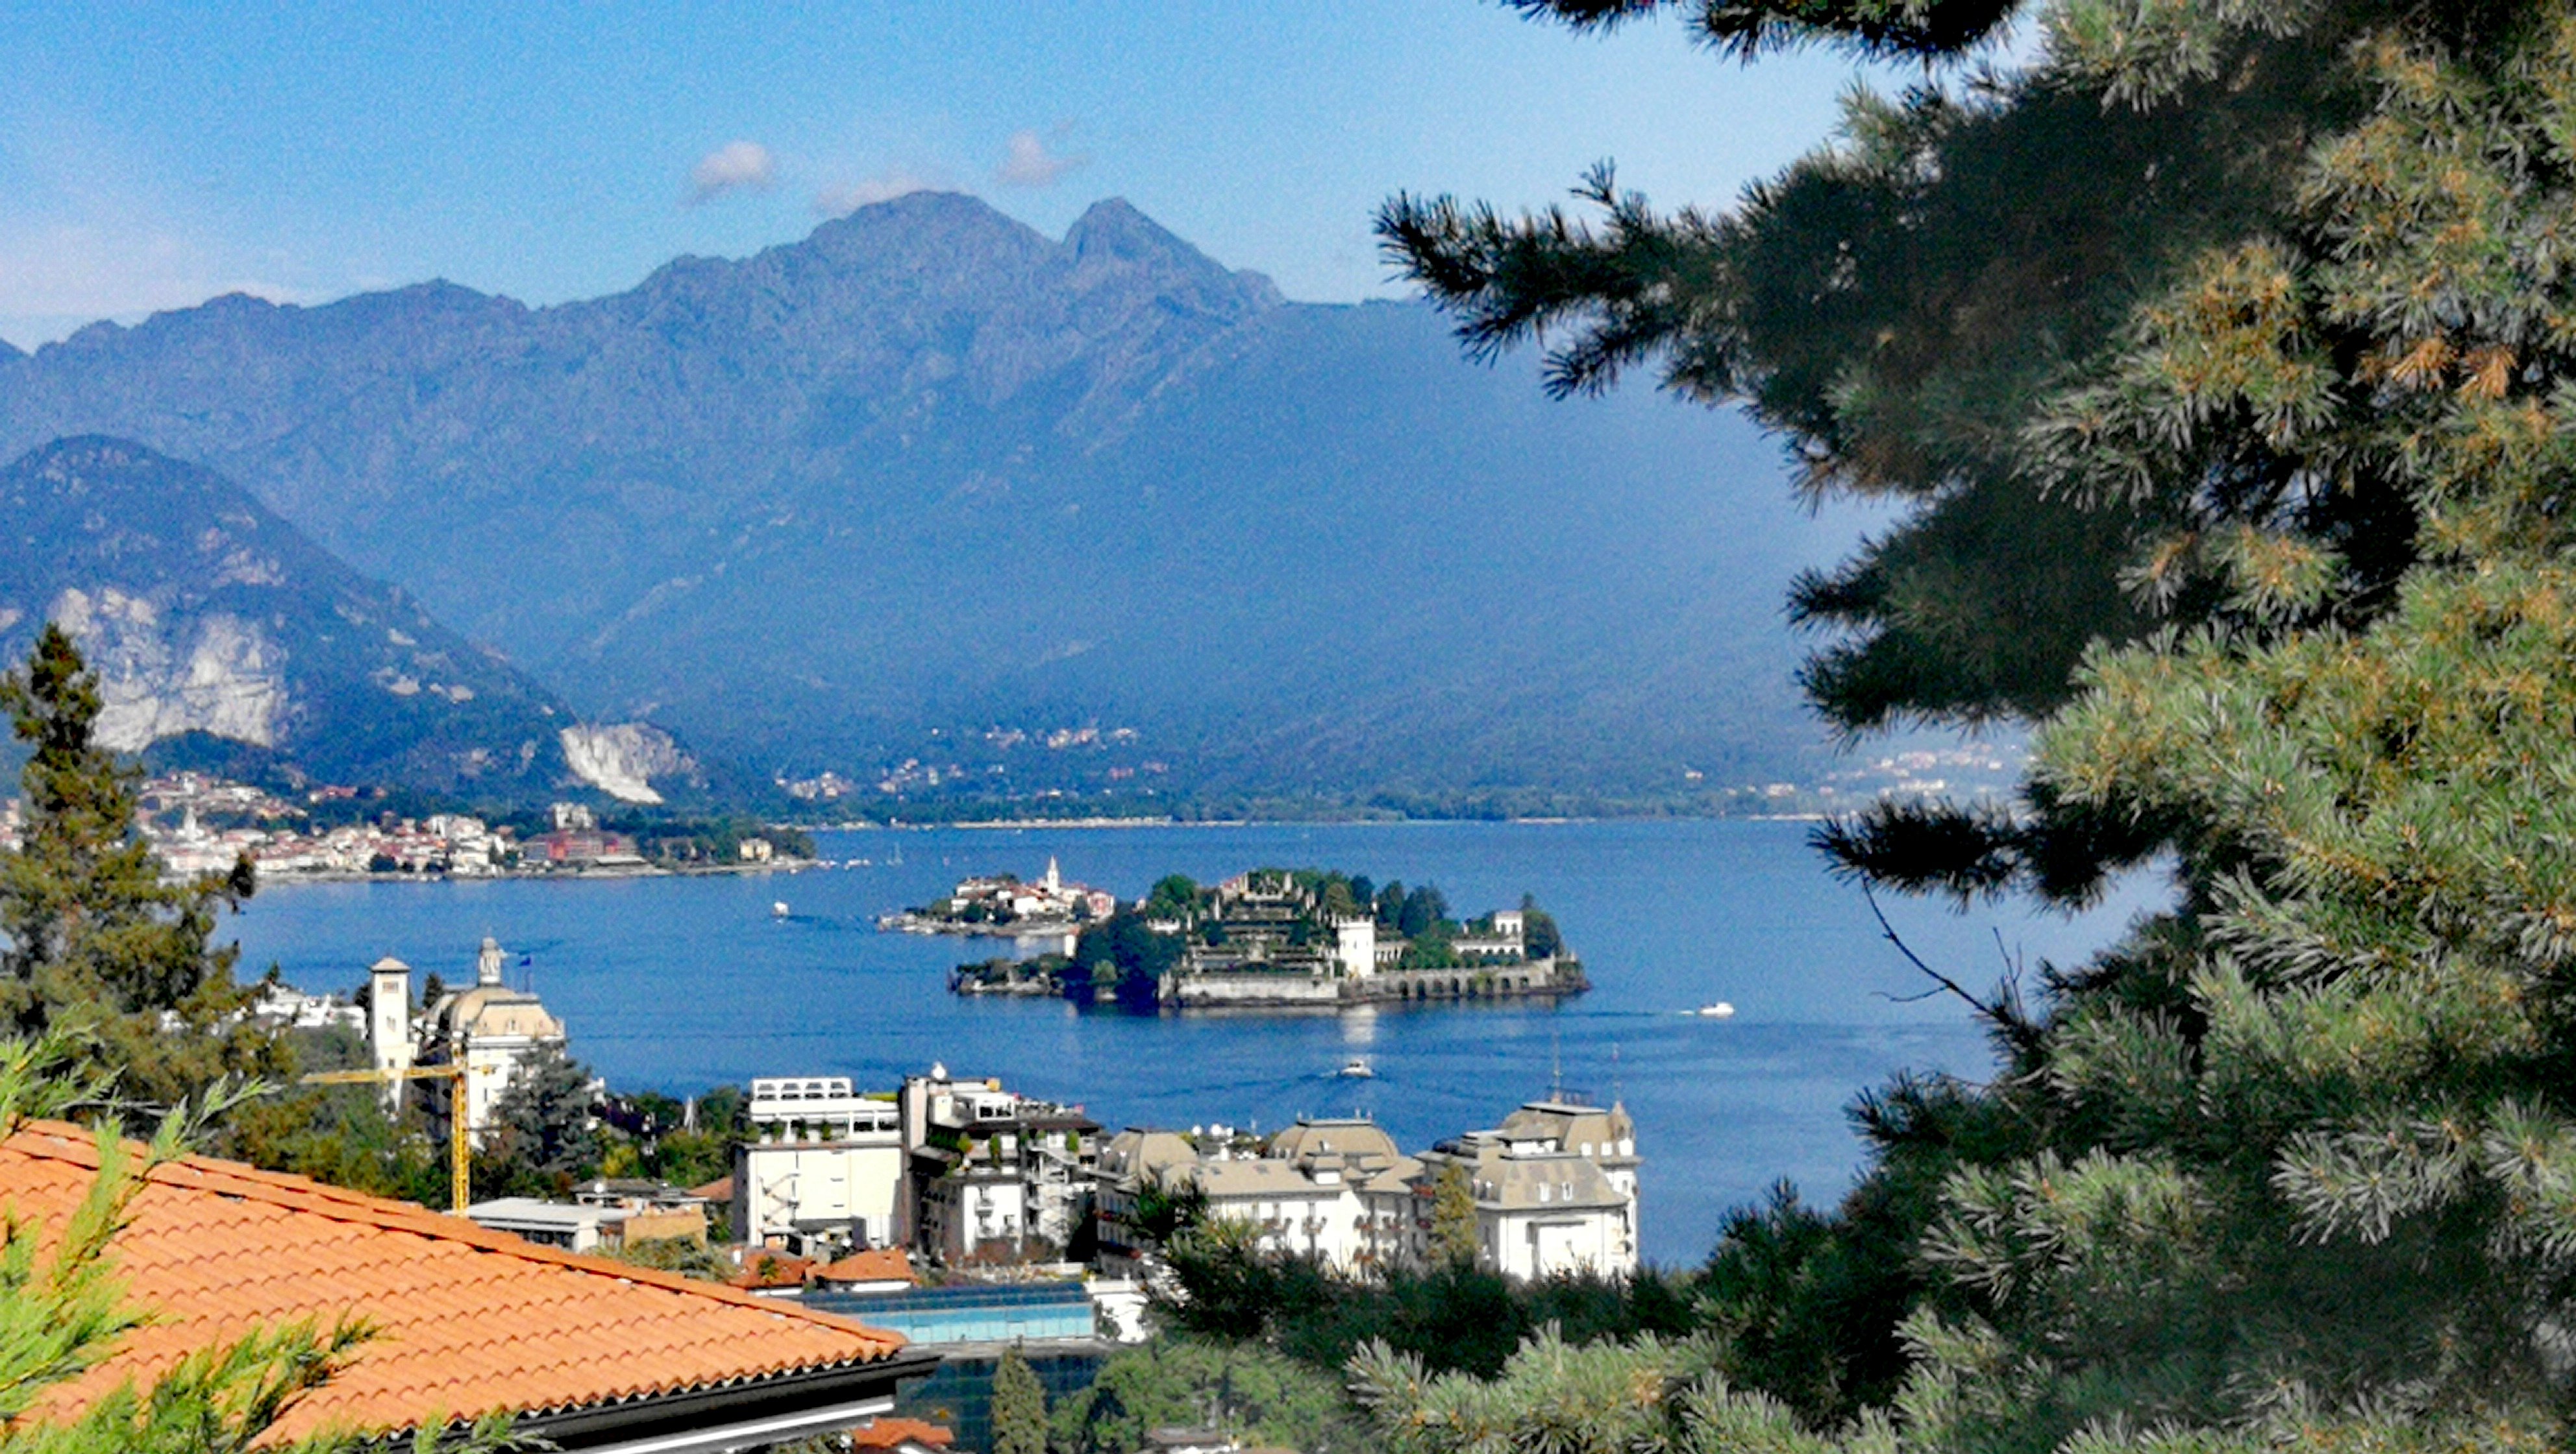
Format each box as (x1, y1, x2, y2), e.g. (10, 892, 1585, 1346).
(1419, 1100, 1642, 1280)
(1095, 1098, 1639, 1282)
(735, 1076, 906, 1253)
(368, 937, 565, 1139)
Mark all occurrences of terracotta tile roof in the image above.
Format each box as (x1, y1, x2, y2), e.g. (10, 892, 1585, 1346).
(690, 1174, 734, 1203)
(852, 1416, 955, 1449)
(813, 1247, 916, 1285)
(726, 1245, 815, 1290)
(0, 1122, 906, 1444)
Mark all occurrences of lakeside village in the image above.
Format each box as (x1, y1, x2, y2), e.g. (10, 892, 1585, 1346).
(1, 770, 817, 879)
(893, 861, 1588, 1008)
(255, 926, 1641, 1429)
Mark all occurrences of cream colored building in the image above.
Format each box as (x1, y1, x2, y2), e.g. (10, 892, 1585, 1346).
(1420, 1100, 1641, 1280)
(1097, 1099, 1641, 1283)
(371, 937, 566, 1139)
(1095, 1116, 1422, 1275)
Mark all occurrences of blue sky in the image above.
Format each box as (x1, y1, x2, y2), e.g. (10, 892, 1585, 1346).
(0, 3, 1879, 350)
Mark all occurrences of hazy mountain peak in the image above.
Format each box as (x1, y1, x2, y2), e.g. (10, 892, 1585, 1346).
(803, 189, 1048, 261)
(0, 206, 1830, 806)
(1065, 197, 1170, 256)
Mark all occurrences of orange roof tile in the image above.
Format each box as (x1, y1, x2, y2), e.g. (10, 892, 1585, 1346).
(814, 1247, 915, 1285)
(0, 1122, 908, 1444)
(853, 1416, 956, 1449)
(726, 1245, 816, 1289)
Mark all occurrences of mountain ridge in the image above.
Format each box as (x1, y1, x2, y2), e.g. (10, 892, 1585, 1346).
(0, 193, 1844, 804)
(0, 437, 709, 804)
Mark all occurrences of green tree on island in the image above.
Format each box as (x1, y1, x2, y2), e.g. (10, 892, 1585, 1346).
(1351, 0, 2576, 1448)
(0, 625, 281, 1112)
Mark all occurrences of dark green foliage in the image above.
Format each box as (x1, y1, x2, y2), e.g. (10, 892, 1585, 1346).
(1505, 0, 2024, 61)
(989, 1347, 1046, 1454)
(1379, 7, 2369, 747)
(476, 1041, 602, 1198)
(0, 626, 282, 1111)
(1072, 909, 1184, 1007)
(216, 1083, 449, 1209)
(603, 1236, 728, 1281)
(1144, 875, 1201, 919)
(1050, 1337, 1363, 1454)
(596, 1087, 739, 1189)
(1158, 1218, 1697, 1382)
(1518, 895, 1563, 959)
(1376, 0, 2576, 1448)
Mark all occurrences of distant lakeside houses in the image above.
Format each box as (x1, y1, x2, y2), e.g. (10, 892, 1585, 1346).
(878, 856, 1118, 941)
(55, 770, 805, 881)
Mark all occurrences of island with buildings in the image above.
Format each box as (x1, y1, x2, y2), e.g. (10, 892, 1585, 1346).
(879, 857, 1119, 947)
(948, 866, 1587, 1008)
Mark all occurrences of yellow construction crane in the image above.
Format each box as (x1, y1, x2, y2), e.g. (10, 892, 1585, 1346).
(299, 1062, 489, 1213)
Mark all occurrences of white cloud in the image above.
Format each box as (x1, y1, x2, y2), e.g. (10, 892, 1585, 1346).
(813, 166, 941, 217)
(994, 129, 1085, 189)
(687, 140, 776, 204)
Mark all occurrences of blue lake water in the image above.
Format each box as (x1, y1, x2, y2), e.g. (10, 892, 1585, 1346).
(221, 819, 2164, 1265)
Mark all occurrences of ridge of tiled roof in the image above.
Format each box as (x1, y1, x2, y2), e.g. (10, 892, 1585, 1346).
(0, 1121, 907, 1444)
(852, 1415, 954, 1449)
(814, 1247, 915, 1284)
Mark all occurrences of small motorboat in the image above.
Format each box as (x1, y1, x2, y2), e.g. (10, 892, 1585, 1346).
(1337, 1056, 1375, 1079)
(1694, 1002, 1737, 1018)
(771, 901, 791, 918)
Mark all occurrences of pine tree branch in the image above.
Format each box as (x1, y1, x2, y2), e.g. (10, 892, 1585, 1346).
(1863, 885, 2039, 1054)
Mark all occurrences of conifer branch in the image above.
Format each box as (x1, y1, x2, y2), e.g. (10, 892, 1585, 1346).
(1863, 885, 2038, 1054)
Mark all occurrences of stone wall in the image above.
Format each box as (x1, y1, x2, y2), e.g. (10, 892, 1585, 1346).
(1164, 972, 1343, 1007)
(1161, 958, 1589, 1007)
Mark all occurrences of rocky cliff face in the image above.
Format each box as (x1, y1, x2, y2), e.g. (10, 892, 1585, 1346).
(48, 587, 287, 750)
(0, 437, 667, 799)
(0, 197, 1845, 800)
(559, 722, 699, 804)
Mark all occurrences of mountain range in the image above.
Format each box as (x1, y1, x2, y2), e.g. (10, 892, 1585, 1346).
(0, 193, 1846, 807)
(0, 436, 711, 802)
